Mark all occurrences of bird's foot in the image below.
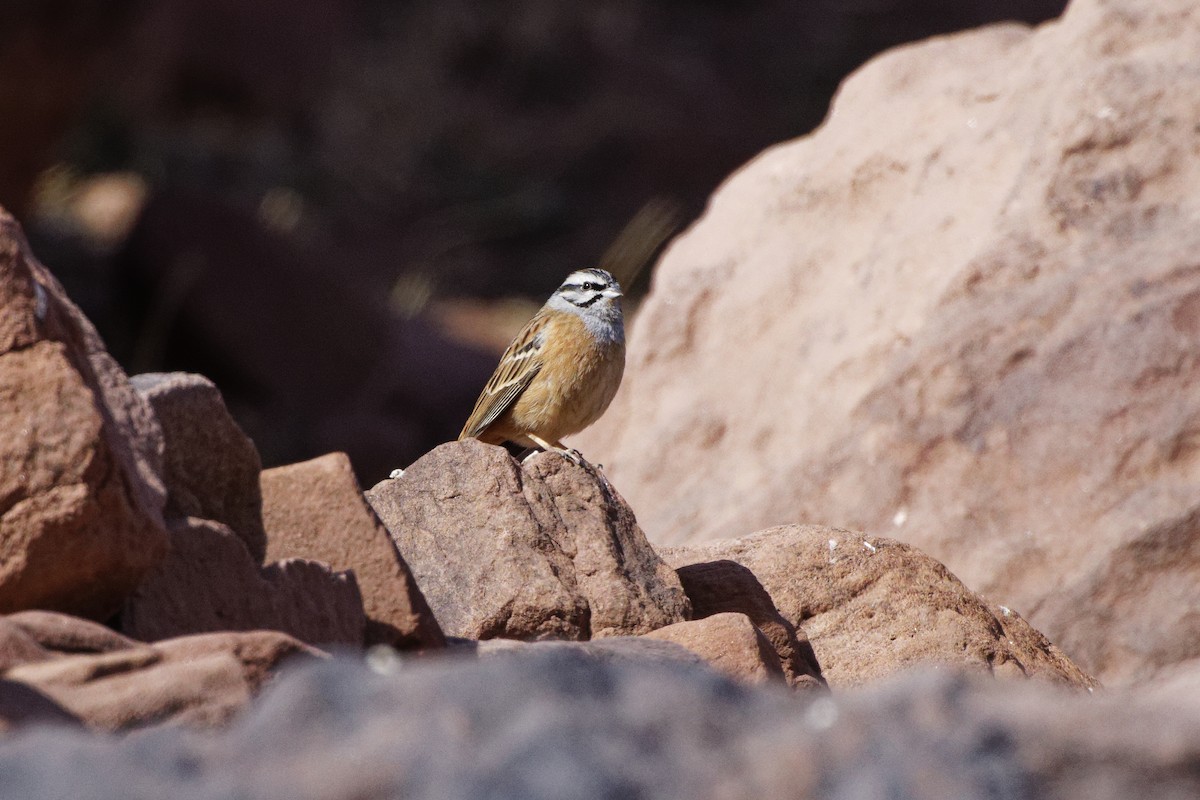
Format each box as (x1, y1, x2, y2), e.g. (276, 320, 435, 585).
(520, 446, 585, 466)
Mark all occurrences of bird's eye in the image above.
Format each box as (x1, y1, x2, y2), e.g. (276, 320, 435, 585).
(583, 282, 598, 291)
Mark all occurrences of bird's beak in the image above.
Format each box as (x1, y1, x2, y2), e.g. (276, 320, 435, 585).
(603, 287, 623, 299)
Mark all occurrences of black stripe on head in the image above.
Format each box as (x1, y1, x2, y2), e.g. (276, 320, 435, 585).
(555, 267, 618, 307)
(559, 268, 614, 291)
(576, 293, 604, 308)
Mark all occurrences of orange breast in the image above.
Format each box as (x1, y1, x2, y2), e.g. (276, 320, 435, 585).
(487, 312, 625, 445)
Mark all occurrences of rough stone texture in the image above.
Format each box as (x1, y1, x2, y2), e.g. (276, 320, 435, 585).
(1, 621, 317, 732)
(366, 439, 689, 640)
(260, 452, 444, 649)
(6, 651, 1200, 799)
(673, 559, 825, 689)
(132, 372, 267, 562)
(575, 0, 1200, 686)
(121, 517, 366, 648)
(0, 619, 52, 672)
(0, 209, 168, 619)
(664, 525, 1096, 689)
(523, 452, 693, 638)
(6, 610, 136, 655)
(643, 613, 784, 686)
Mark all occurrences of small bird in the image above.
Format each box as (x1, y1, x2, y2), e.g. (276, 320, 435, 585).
(458, 267, 625, 462)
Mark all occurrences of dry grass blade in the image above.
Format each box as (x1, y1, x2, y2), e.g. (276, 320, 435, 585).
(598, 198, 684, 291)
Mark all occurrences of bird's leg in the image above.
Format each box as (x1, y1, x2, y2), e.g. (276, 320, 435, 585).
(526, 433, 585, 466)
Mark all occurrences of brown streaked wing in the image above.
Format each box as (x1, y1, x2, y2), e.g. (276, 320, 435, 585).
(458, 310, 551, 440)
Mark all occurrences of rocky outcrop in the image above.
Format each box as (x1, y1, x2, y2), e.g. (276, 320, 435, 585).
(665, 525, 1096, 689)
(0, 611, 316, 732)
(16, 2, 1200, 794)
(119, 373, 369, 648)
(366, 440, 691, 640)
(132, 372, 266, 560)
(672, 557, 824, 689)
(0, 210, 168, 620)
(261, 452, 444, 649)
(643, 613, 786, 686)
(121, 517, 366, 647)
(576, 0, 1200, 686)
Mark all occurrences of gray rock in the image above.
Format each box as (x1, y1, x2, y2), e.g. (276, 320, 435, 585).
(2, 650, 1200, 799)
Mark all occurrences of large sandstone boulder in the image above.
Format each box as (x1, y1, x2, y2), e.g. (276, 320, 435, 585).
(366, 440, 690, 640)
(0, 210, 167, 619)
(664, 525, 1096, 689)
(575, 0, 1200, 685)
(0, 611, 316, 732)
(261, 452, 445, 649)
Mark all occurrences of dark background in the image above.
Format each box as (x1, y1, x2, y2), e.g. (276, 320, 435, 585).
(1, 0, 1067, 483)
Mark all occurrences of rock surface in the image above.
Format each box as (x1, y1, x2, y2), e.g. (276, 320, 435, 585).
(121, 517, 366, 648)
(0, 611, 316, 732)
(522, 453, 693, 638)
(132, 372, 266, 561)
(0, 210, 167, 619)
(665, 525, 1096, 689)
(673, 558, 825, 689)
(366, 440, 690, 640)
(643, 613, 785, 686)
(261, 452, 444, 649)
(576, 0, 1200, 686)
(119, 374, 369, 649)
(1, 650, 1199, 799)
(461, 615, 790, 687)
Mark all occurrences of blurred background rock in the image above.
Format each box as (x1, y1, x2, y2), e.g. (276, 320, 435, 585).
(1, 0, 1066, 483)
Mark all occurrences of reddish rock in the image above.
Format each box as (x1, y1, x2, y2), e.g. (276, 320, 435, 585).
(3, 624, 317, 731)
(0, 210, 167, 620)
(643, 613, 784, 686)
(365, 440, 689, 641)
(132, 372, 266, 561)
(6, 610, 136, 655)
(367, 442, 587, 640)
(117, 375, 372, 649)
(261, 452, 444, 649)
(664, 525, 1097, 689)
(121, 517, 365, 648)
(524, 453, 692, 638)
(672, 559, 824, 689)
(0, 619, 52, 672)
(576, 0, 1200, 686)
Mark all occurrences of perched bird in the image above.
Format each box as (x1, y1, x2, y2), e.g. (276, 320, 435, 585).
(458, 268, 625, 462)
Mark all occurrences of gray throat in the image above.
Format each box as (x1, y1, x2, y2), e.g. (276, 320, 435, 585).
(583, 303, 625, 345)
